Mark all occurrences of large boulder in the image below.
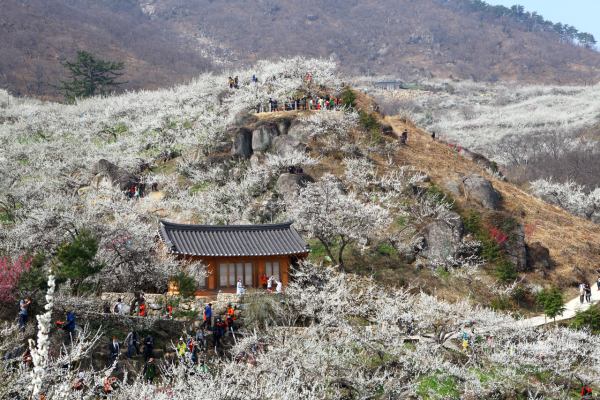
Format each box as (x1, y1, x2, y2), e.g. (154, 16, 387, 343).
(274, 117, 292, 135)
(526, 242, 552, 272)
(233, 112, 259, 126)
(501, 223, 527, 271)
(419, 211, 464, 264)
(273, 135, 307, 155)
(231, 127, 253, 159)
(276, 173, 315, 201)
(443, 180, 462, 198)
(287, 120, 312, 142)
(460, 174, 498, 210)
(252, 121, 279, 152)
(91, 159, 139, 191)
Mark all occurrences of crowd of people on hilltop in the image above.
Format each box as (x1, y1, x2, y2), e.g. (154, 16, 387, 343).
(264, 95, 342, 113)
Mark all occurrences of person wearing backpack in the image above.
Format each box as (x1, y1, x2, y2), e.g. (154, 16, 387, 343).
(201, 303, 212, 330)
(113, 299, 124, 315)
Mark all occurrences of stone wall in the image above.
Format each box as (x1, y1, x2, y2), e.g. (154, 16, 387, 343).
(99, 291, 286, 328)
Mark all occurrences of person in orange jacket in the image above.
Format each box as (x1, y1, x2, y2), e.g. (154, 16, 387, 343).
(226, 304, 235, 332)
(582, 385, 593, 396)
(103, 371, 115, 399)
(139, 301, 146, 317)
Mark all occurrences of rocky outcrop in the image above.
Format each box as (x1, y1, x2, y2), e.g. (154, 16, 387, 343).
(460, 174, 498, 210)
(273, 135, 307, 155)
(233, 112, 259, 126)
(501, 223, 527, 271)
(287, 120, 312, 142)
(419, 211, 464, 264)
(231, 127, 253, 159)
(274, 117, 292, 135)
(526, 242, 552, 272)
(250, 153, 266, 167)
(91, 159, 139, 191)
(276, 173, 315, 201)
(443, 180, 462, 197)
(252, 121, 279, 151)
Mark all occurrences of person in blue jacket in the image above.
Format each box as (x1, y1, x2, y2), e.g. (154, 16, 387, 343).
(66, 311, 75, 341)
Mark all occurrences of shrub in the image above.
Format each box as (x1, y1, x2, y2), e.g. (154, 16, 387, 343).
(463, 210, 481, 234)
(341, 86, 357, 109)
(490, 295, 513, 311)
(483, 212, 518, 243)
(571, 305, 600, 333)
(446, 85, 455, 94)
(359, 111, 378, 132)
(495, 259, 518, 282)
(536, 286, 565, 322)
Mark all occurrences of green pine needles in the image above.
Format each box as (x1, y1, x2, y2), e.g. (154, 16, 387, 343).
(49, 51, 128, 103)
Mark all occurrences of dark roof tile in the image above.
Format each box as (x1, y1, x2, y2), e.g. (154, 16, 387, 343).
(158, 221, 310, 257)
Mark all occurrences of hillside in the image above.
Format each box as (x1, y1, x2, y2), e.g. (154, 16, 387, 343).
(0, 0, 212, 99)
(151, 0, 600, 84)
(3, 0, 600, 101)
(4, 59, 600, 398)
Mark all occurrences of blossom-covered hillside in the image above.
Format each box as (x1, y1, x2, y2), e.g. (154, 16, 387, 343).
(3, 59, 600, 399)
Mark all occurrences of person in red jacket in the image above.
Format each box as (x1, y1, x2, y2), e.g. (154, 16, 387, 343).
(582, 385, 593, 396)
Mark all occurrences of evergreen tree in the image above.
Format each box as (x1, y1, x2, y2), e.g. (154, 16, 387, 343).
(55, 227, 105, 294)
(537, 286, 566, 323)
(341, 86, 357, 109)
(49, 51, 127, 103)
(495, 259, 518, 282)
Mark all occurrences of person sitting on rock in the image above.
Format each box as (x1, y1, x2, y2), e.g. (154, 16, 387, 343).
(288, 165, 296, 174)
(295, 164, 303, 174)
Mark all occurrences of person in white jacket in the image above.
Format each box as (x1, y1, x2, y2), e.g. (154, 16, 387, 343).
(236, 278, 245, 294)
(267, 276, 274, 292)
(275, 280, 283, 293)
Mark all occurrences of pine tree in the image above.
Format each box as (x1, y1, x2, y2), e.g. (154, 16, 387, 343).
(49, 51, 127, 103)
(537, 286, 566, 323)
(495, 259, 518, 282)
(341, 86, 357, 109)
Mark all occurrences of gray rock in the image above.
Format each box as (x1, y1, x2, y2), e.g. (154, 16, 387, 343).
(149, 304, 162, 310)
(460, 174, 498, 210)
(250, 153, 265, 167)
(274, 117, 292, 135)
(122, 305, 131, 314)
(252, 122, 279, 152)
(91, 159, 139, 191)
(501, 223, 527, 271)
(231, 127, 253, 159)
(233, 112, 259, 126)
(287, 120, 312, 142)
(443, 180, 462, 197)
(419, 211, 464, 263)
(206, 155, 232, 168)
(273, 135, 307, 155)
(526, 242, 552, 272)
(276, 173, 315, 201)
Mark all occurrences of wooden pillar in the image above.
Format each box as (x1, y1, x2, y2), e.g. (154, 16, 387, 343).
(207, 259, 215, 290)
(281, 258, 289, 286)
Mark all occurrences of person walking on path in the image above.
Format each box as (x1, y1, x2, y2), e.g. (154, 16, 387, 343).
(143, 333, 154, 362)
(212, 318, 225, 351)
(597, 275, 600, 291)
(229, 77, 234, 88)
(580, 283, 585, 304)
(201, 303, 212, 330)
(144, 358, 156, 383)
(108, 336, 120, 371)
(234, 76, 239, 89)
(18, 296, 31, 332)
(401, 129, 408, 145)
(431, 131, 436, 142)
(236, 278, 244, 294)
(124, 330, 139, 359)
(585, 284, 592, 303)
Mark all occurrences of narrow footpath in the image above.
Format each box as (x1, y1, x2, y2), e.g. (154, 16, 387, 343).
(521, 287, 599, 327)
